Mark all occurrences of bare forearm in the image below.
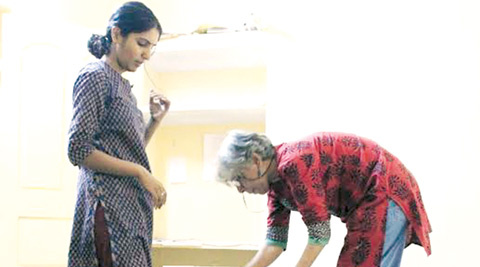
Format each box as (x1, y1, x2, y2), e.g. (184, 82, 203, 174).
(81, 149, 144, 177)
(144, 117, 161, 146)
(296, 244, 324, 267)
(245, 244, 283, 267)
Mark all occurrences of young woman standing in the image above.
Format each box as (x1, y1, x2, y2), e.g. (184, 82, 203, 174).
(67, 2, 169, 266)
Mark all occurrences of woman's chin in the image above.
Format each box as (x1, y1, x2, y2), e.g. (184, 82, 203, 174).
(258, 188, 268, 195)
(250, 187, 268, 195)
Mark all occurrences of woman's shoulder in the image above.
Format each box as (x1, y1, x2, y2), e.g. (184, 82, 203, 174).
(73, 61, 109, 87)
(71, 61, 111, 98)
(77, 61, 108, 77)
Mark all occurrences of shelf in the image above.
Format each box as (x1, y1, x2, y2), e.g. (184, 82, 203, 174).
(142, 107, 265, 126)
(149, 31, 278, 72)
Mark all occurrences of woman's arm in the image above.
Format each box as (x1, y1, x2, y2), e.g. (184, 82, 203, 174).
(145, 91, 170, 146)
(82, 149, 144, 177)
(245, 244, 283, 267)
(295, 244, 324, 267)
(81, 150, 166, 208)
(144, 117, 161, 145)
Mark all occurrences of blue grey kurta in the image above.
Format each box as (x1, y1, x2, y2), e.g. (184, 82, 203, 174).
(67, 60, 153, 267)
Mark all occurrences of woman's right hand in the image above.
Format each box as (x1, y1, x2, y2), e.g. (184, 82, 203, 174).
(137, 166, 167, 209)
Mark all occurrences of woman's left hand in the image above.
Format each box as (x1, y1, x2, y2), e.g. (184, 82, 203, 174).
(149, 90, 170, 122)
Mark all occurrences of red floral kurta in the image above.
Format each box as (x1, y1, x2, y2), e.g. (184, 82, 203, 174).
(266, 132, 431, 267)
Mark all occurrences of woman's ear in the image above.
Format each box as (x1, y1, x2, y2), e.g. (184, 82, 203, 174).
(110, 26, 122, 44)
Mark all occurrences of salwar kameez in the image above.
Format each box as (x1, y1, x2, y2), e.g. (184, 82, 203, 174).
(381, 200, 407, 267)
(266, 132, 432, 267)
(67, 60, 154, 267)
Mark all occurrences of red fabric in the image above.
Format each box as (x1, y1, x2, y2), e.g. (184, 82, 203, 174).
(268, 132, 431, 267)
(95, 204, 113, 267)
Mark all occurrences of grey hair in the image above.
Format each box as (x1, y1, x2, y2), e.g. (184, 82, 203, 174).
(216, 130, 275, 184)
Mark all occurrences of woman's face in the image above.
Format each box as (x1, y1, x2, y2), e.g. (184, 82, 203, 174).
(113, 27, 160, 72)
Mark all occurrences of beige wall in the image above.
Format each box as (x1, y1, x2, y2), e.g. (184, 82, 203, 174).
(147, 123, 266, 244)
(143, 65, 268, 244)
(0, 13, 94, 266)
(142, 66, 267, 112)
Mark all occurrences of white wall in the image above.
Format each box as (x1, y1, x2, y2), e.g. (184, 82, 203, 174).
(265, 1, 480, 266)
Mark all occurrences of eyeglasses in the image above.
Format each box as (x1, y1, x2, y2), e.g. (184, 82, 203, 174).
(149, 45, 157, 56)
(136, 37, 157, 57)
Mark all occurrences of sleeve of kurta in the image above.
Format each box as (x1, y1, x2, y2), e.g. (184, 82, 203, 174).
(266, 190, 291, 250)
(67, 69, 108, 166)
(286, 152, 331, 246)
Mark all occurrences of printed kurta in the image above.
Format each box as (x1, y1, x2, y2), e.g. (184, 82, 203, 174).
(266, 132, 431, 267)
(67, 61, 154, 267)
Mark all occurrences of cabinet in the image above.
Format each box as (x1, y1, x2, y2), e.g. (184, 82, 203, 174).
(144, 31, 281, 125)
(150, 31, 276, 72)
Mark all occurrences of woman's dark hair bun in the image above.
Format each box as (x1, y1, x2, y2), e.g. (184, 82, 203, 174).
(87, 34, 110, 59)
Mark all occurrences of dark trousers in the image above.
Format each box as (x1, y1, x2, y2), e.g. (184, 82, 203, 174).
(94, 204, 113, 267)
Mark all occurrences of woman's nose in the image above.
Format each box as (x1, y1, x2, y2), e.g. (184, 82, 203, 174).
(142, 48, 152, 60)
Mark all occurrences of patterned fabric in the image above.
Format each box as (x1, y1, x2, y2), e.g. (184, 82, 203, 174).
(266, 226, 289, 249)
(67, 60, 153, 267)
(266, 132, 432, 267)
(307, 221, 331, 246)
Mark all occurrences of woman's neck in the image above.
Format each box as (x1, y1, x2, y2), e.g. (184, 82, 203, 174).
(267, 157, 280, 184)
(103, 54, 124, 74)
